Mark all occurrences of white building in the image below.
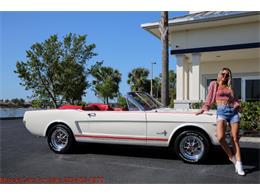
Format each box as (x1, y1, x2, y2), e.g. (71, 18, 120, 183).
(142, 11, 260, 108)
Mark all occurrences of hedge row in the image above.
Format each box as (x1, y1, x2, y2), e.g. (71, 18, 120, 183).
(191, 101, 260, 131)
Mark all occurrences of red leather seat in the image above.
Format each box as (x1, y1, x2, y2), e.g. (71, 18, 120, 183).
(59, 103, 124, 111)
(59, 104, 83, 110)
(86, 103, 112, 111)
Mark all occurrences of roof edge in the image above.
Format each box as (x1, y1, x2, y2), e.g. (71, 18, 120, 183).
(141, 11, 260, 30)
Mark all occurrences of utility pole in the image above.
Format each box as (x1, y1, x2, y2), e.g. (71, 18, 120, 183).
(150, 62, 156, 96)
(159, 11, 169, 106)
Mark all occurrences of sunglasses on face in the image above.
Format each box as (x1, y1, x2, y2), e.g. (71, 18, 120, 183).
(221, 72, 229, 77)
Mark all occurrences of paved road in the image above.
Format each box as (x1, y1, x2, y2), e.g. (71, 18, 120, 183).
(0, 119, 259, 183)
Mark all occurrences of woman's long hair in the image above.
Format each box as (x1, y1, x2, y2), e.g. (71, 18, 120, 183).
(217, 67, 233, 88)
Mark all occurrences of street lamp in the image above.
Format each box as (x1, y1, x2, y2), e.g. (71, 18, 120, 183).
(150, 62, 156, 96)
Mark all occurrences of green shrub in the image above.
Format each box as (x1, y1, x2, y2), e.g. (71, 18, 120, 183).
(169, 98, 175, 108)
(240, 101, 260, 131)
(76, 101, 87, 106)
(31, 99, 53, 108)
(190, 101, 203, 109)
(117, 96, 127, 108)
(190, 101, 217, 110)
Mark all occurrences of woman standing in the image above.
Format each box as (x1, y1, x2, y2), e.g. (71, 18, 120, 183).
(196, 67, 245, 176)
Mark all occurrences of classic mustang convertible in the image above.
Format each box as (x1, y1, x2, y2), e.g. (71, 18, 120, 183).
(23, 92, 226, 163)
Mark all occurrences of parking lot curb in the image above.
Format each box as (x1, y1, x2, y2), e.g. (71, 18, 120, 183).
(0, 117, 23, 120)
(240, 137, 260, 143)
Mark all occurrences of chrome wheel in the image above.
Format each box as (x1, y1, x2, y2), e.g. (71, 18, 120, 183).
(50, 127, 69, 152)
(179, 135, 205, 162)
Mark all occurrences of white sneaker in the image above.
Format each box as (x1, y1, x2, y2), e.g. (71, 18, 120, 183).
(235, 161, 245, 176)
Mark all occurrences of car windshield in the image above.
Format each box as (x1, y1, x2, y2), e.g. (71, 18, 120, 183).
(126, 92, 164, 111)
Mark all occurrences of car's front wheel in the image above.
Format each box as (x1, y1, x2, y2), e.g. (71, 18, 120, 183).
(174, 130, 210, 163)
(47, 124, 75, 154)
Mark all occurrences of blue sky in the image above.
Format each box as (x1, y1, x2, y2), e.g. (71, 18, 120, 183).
(0, 11, 188, 103)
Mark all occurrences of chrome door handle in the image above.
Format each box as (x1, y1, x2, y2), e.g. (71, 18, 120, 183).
(88, 113, 96, 118)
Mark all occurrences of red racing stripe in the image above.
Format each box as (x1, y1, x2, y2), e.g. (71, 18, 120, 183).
(75, 134, 168, 142)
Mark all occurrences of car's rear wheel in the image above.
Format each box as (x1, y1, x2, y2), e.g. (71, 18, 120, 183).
(174, 130, 210, 163)
(47, 124, 75, 154)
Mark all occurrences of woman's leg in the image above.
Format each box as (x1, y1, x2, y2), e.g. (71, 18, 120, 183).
(216, 120, 234, 160)
(230, 122, 241, 161)
(230, 122, 245, 175)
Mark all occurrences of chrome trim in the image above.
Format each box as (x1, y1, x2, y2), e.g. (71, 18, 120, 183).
(76, 120, 146, 123)
(147, 121, 214, 124)
(74, 121, 82, 133)
(75, 120, 214, 124)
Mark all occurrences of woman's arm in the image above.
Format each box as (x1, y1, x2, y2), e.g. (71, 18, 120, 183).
(202, 81, 216, 111)
(196, 81, 216, 115)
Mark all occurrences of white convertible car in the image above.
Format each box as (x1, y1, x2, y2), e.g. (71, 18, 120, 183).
(23, 92, 226, 163)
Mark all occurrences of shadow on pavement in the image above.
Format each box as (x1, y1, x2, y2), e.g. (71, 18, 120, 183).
(72, 143, 259, 172)
(208, 147, 260, 174)
(74, 142, 176, 160)
(240, 147, 260, 174)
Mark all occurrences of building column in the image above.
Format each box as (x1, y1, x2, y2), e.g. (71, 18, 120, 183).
(175, 54, 191, 109)
(183, 60, 189, 100)
(176, 54, 185, 100)
(190, 53, 201, 101)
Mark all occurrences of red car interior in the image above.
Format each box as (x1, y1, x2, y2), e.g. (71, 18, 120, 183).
(58, 104, 127, 111)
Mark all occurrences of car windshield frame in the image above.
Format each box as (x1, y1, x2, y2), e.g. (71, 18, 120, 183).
(126, 92, 164, 111)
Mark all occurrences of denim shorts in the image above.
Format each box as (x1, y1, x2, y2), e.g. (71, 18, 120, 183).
(216, 105, 240, 124)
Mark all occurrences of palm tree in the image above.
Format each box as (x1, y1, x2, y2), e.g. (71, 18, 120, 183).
(127, 67, 150, 92)
(153, 76, 161, 99)
(160, 11, 169, 106)
(158, 69, 176, 103)
(169, 70, 176, 90)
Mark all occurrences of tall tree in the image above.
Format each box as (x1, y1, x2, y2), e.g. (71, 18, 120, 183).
(168, 70, 176, 91)
(159, 70, 176, 104)
(15, 33, 96, 108)
(89, 62, 121, 104)
(127, 67, 150, 92)
(169, 70, 176, 106)
(153, 76, 161, 99)
(159, 11, 169, 106)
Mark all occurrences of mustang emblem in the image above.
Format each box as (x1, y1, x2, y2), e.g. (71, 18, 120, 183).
(156, 130, 167, 136)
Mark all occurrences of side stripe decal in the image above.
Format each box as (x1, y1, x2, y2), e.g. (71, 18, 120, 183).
(75, 134, 168, 142)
